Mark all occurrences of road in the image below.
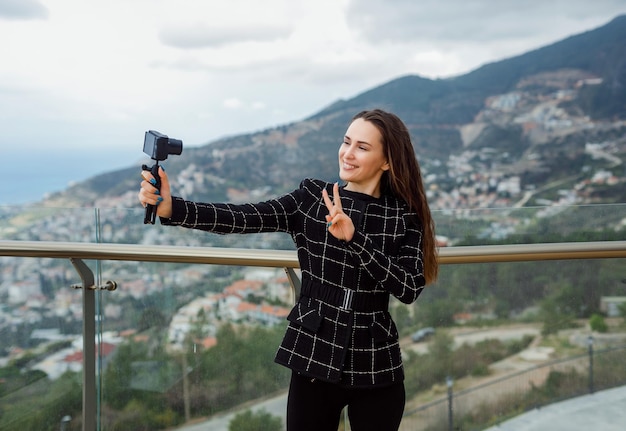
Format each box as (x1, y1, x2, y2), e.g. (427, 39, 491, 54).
(175, 391, 288, 431)
(405, 324, 541, 354)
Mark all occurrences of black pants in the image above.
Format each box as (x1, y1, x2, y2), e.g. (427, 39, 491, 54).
(286, 372, 406, 431)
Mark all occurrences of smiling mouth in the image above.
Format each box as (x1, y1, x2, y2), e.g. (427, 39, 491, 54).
(342, 162, 356, 169)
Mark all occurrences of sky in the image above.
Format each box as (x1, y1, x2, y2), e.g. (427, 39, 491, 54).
(1, 0, 625, 205)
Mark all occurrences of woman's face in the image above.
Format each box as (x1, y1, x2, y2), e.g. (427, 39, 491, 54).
(338, 118, 389, 197)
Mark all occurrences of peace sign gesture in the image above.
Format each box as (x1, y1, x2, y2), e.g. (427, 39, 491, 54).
(322, 183, 355, 242)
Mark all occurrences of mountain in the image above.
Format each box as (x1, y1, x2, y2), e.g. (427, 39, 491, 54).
(43, 15, 626, 215)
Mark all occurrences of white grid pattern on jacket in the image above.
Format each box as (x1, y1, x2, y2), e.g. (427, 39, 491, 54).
(162, 178, 426, 387)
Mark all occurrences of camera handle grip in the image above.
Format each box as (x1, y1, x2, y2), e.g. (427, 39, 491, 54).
(142, 162, 161, 224)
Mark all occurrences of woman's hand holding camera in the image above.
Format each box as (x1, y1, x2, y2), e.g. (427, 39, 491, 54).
(139, 166, 173, 218)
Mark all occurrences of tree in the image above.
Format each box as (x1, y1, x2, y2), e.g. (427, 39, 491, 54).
(539, 297, 575, 336)
(537, 277, 587, 336)
(415, 298, 457, 327)
(228, 409, 282, 431)
(191, 323, 289, 416)
(390, 304, 412, 335)
(425, 331, 455, 381)
(589, 313, 608, 333)
(189, 308, 210, 341)
(137, 307, 168, 331)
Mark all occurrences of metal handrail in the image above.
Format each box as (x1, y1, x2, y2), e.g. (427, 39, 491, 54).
(1, 239, 626, 265)
(0, 240, 299, 267)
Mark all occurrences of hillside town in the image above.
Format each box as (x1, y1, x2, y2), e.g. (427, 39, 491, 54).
(0, 263, 293, 378)
(426, 75, 625, 213)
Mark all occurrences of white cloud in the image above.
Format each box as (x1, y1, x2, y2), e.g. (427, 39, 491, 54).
(346, 0, 626, 43)
(345, 0, 626, 77)
(159, 23, 294, 49)
(223, 98, 244, 109)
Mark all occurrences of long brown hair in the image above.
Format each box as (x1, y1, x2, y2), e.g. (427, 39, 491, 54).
(352, 109, 438, 284)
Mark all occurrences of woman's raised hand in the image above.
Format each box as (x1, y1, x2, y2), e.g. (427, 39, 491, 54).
(139, 166, 173, 218)
(322, 182, 355, 242)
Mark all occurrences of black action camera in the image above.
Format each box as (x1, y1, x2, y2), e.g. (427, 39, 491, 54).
(142, 130, 183, 224)
(143, 130, 183, 161)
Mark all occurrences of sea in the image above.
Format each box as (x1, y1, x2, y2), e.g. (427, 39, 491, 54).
(1, 147, 143, 207)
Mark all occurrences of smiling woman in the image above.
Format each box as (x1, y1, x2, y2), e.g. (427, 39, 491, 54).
(138, 108, 439, 431)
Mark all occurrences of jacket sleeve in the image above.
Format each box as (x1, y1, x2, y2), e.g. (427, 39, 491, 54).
(159, 190, 302, 235)
(345, 216, 426, 304)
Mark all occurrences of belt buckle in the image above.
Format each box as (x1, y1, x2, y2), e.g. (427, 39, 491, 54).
(341, 289, 354, 310)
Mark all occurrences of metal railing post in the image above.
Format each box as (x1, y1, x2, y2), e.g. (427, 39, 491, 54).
(70, 258, 97, 431)
(447, 376, 454, 431)
(588, 335, 595, 394)
(284, 267, 302, 301)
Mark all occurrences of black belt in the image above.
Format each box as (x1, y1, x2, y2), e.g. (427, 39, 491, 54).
(300, 277, 389, 312)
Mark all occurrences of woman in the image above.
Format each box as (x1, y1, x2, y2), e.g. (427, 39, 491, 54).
(139, 109, 438, 431)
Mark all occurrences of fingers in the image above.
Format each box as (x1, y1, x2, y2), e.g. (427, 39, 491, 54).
(322, 188, 334, 213)
(158, 166, 169, 187)
(323, 183, 343, 214)
(332, 182, 342, 211)
(140, 166, 169, 187)
(140, 170, 152, 186)
(321, 183, 355, 241)
(137, 164, 174, 219)
(138, 167, 167, 210)
(138, 180, 162, 206)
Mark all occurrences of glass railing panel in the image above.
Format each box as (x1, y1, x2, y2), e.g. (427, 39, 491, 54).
(92, 255, 626, 431)
(1, 202, 625, 430)
(90, 207, 299, 430)
(0, 206, 104, 243)
(398, 258, 626, 431)
(96, 258, 294, 430)
(0, 255, 87, 431)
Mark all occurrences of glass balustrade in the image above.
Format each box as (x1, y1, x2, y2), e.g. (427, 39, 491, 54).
(0, 203, 625, 431)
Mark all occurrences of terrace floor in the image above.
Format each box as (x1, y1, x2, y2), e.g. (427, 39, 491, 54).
(483, 385, 626, 431)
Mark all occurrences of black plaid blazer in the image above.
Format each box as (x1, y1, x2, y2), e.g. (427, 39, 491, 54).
(162, 178, 426, 387)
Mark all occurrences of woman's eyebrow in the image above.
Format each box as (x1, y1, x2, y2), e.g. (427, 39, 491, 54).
(344, 135, 371, 145)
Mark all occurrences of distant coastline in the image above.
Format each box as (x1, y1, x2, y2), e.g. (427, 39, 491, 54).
(1, 147, 141, 206)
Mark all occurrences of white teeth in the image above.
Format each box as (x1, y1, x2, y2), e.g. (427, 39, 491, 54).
(343, 162, 356, 169)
